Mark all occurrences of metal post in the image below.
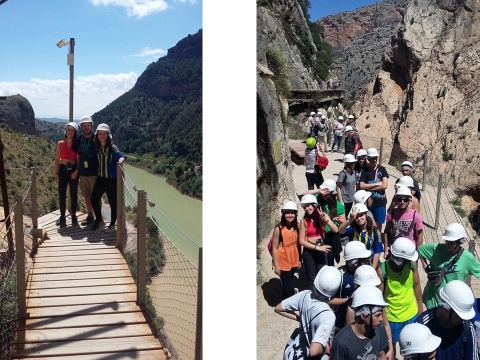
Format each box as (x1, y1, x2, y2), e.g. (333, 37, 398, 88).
(137, 190, 146, 306)
(422, 150, 428, 191)
(68, 38, 75, 123)
(379, 137, 384, 166)
(15, 195, 27, 319)
(195, 247, 203, 360)
(434, 174, 443, 230)
(31, 168, 39, 254)
(116, 162, 124, 251)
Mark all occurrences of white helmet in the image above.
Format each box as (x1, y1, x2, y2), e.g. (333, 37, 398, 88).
(391, 237, 418, 261)
(344, 241, 371, 261)
(401, 161, 414, 171)
(321, 115, 327, 120)
(395, 186, 412, 197)
(356, 149, 367, 158)
(96, 123, 110, 133)
(300, 194, 318, 206)
(65, 122, 79, 133)
(338, 116, 344, 120)
(343, 154, 357, 163)
(348, 114, 354, 119)
(366, 148, 379, 157)
(353, 190, 372, 204)
(310, 112, 315, 115)
(439, 280, 475, 320)
(399, 323, 441, 356)
(344, 125, 354, 132)
(351, 285, 388, 308)
(397, 176, 414, 188)
(354, 265, 381, 286)
(281, 201, 298, 213)
(320, 179, 337, 193)
(79, 116, 93, 125)
(442, 222, 467, 242)
(352, 203, 368, 214)
(314, 266, 342, 299)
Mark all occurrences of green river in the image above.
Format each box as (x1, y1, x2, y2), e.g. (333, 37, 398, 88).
(122, 164, 202, 265)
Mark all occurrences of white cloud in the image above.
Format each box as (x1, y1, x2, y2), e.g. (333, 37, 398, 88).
(132, 47, 166, 57)
(89, 0, 168, 19)
(174, 0, 197, 4)
(0, 72, 139, 119)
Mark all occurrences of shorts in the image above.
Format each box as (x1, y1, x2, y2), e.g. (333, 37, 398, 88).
(79, 175, 98, 197)
(369, 205, 386, 224)
(389, 315, 417, 343)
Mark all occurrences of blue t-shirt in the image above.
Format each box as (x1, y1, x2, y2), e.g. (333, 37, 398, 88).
(417, 308, 478, 360)
(333, 265, 355, 328)
(345, 227, 384, 265)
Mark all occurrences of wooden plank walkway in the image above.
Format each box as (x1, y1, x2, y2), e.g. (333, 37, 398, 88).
(12, 211, 168, 360)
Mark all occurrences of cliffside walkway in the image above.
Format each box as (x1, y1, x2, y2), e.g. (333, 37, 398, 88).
(287, 89, 345, 105)
(12, 211, 167, 360)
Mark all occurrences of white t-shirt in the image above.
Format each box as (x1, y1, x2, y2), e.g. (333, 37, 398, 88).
(334, 122, 344, 137)
(304, 148, 317, 173)
(281, 290, 336, 349)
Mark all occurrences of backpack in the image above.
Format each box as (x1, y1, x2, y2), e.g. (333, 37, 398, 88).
(267, 224, 283, 256)
(356, 136, 363, 150)
(315, 149, 329, 171)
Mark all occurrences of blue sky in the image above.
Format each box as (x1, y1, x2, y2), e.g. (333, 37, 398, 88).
(308, 0, 381, 21)
(0, 0, 202, 119)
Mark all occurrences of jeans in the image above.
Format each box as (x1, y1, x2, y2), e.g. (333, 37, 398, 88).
(58, 163, 79, 217)
(305, 172, 324, 190)
(317, 133, 328, 150)
(91, 177, 117, 226)
(279, 268, 298, 299)
(302, 248, 327, 291)
(332, 135, 343, 151)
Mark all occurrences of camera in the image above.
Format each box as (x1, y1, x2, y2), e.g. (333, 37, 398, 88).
(66, 161, 72, 170)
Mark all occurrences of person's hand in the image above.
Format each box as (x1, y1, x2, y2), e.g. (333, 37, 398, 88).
(70, 170, 78, 179)
(349, 210, 358, 221)
(332, 216, 340, 222)
(319, 187, 330, 196)
(384, 247, 389, 259)
(385, 346, 394, 360)
(118, 158, 125, 164)
(317, 245, 331, 253)
(320, 212, 331, 223)
(55, 174, 59, 184)
(274, 265, 280, 276)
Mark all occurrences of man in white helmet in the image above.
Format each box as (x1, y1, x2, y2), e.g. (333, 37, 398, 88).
(77, 116, 99, 225)
(316, 114, 330, 152)
(275, 266, 341, 360)
(419, 222, 480, 310)
(330, 285, 389, 359)
(399, 323, 441, 360)
(416, 280, 478, 359)
(395, 161, 421, 202)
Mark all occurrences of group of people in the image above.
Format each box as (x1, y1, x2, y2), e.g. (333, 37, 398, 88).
(54, 116, 125, 233)
(269, 117, 480, 359)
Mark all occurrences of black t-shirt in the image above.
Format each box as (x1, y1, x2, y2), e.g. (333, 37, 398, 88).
(345, 134, 358, 155)
(78, 135, 99, 176)
(395, 178, 421, 201)
(360, 166, 389, 207)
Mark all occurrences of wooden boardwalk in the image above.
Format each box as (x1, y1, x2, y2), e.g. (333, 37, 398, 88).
(12, 211, 167, 360)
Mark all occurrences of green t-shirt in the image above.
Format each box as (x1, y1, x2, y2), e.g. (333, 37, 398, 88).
(418, 243, 480, 309)
(315, 198, 344, 233)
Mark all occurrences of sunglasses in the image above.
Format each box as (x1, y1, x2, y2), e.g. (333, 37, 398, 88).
(396, 197, 410, 203)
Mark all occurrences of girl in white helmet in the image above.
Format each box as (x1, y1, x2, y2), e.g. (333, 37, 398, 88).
(338, 203, 384, 269)
(298, 194, 338, 292)
(271, 201, 301, 299)
(54, 122, 80, 227)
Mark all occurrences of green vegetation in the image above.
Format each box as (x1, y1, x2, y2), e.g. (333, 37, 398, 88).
(452, 196, 467, 217)
(266, 48, 290, 97)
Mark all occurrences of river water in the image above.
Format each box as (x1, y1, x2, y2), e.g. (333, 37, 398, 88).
(122, 164, 202, 264)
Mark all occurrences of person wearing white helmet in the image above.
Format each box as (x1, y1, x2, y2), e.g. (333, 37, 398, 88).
(302, 179, 345, 267)
(336, 154, 358, 217)
(383, 186, 424, 259)
(331, 285, 389, 360)
(396, 160, 421, 202)
(298, 194, 338, 291)
(275, 266, 341, 360)
(331, 116, 345, 152)
(54, 122, 80, 227)
(329, 242, 371, 334)
(418, 222, 480, 310)
(352, 190, 376, 226)
(77, 115, 99, 226)
(399, 323, 441, 359)
(416, 280, 478, 359)
(359, 147, 389, 231)
(338, 203, 384, 269)
(353, 149, 368, 181)
(90, 123, 125, 233)
(304, 137, 325, 191)
(344, 125, 360, 157)
(376, 237, 423, 358)
(316, 114, 330, 152)
(387, 175, 421, 214)
(308, 111, 319, 138)
(271, 201, 301, 299)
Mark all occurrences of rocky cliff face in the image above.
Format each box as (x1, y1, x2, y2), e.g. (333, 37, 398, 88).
(318, 0, 406, 101)
(257, 1, 318, 243)
(0, 95, 37, 135)
(353, 0, 480, 188)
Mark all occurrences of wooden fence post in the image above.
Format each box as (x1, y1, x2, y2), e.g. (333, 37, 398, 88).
(15, 195, 26, 320)
(30, 168, 39, 254)
(137, 190, 146, 306)
(434, 175, 443, 230)
(195, 247, 203, 360)
(379, 137, 384, 166)
(422, 150, 428, 191)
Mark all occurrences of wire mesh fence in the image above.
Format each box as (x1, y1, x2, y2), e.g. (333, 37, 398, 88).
(120, 167, 201, 360)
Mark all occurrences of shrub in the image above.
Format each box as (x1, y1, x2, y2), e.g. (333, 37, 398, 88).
(266, 48, 290, 98)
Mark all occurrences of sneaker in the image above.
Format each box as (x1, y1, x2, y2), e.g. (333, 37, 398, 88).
(55, 216, 66, 228)
(71, 215, 78, 225)
(93, 221, 105, 234)
(104, 225, 116, 233)
(81, 215, 94, 226)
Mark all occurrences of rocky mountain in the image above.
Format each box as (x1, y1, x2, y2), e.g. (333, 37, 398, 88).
(0, 95, 37, 135)
(318, 0, 407, 101)
(352, 0, 480, 188)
